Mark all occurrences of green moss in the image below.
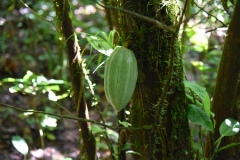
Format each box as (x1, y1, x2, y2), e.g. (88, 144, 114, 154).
(109, 0, 192, 159)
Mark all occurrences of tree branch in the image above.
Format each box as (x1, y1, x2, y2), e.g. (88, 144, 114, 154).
(194, 1, 227, 27)
(0, 102, 151, 131)
(97, 2, 177, 34)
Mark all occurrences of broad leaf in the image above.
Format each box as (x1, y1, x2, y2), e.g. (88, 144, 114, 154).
(118, 120, 129, 127)
(187, 104, 213, 132)
(11, 135, 29, 155)
(219, 118, 240, 137)
(86, 35, 113, 56)
(91, 125, 105, 134)
(184, 80, 210, 115)
(186, 27, 208, 52)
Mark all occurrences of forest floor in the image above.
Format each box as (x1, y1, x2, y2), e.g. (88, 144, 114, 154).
(0, 85, 112, 160)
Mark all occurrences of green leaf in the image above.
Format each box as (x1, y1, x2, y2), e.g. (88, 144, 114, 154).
(108, 30, 119, 46)
(126, 150, 141, 155)
(97, 31, 110, 43)
(186, 27, 208, 51)
(187, 104, 213, 132)
(23, 70, 35, 81)
(118, 120, 129, 127)
(41, 115, 58, 128)
(2, 78, 24, 83)
(86, 35, 113, 56)
(45, 85, 60, 91)
(219, 118, 240, 137)
(106, 128, 118, 142)
(46, 133, 56, 140)
(121, 142, 132, 151)
(9, 86, 22, 93)
(11, 135, 29, 155)
(217, 143, 240, 153)
(184, 80, 210, 115)
(48, 90, 58, 101)
(91, 125, 105, 134)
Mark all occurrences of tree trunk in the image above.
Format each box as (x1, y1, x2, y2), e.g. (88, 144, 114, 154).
(207, 1, 240, 159)
(106, 0, 192, 159)
(54, 1, 96, 159)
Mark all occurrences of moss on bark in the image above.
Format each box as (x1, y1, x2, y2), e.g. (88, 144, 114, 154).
(106, 0, 192, 159)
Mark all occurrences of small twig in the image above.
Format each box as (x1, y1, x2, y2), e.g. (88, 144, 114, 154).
(19, 0, 59, 32)
(0, 102, 151, 131)
(205, 25, 228, 33)
(95, 106, 116, 159)
(154, 34, 176, 125)
(96, 2, 177, 34)
(0, 86, 75, 117)
(194, 1, 227, 27)
(176, 0, 189, 32)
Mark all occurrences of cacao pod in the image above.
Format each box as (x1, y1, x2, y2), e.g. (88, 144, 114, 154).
(104, 46, 138, 112)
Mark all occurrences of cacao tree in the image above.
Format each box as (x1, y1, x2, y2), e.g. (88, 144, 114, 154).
(103, 0, 193, 159)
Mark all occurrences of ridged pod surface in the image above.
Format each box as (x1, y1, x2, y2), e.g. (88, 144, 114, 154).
(104, 46, 138, 112)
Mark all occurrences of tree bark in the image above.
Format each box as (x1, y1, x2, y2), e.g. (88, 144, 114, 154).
(107, 0, 192, 159)
(54, 1, 96, 159)
(207, 1, 240, 159)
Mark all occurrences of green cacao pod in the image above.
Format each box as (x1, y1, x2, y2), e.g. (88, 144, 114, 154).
(104, 46, 138, 112)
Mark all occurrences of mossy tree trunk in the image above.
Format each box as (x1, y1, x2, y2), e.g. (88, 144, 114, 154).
(105, 0, 192, 159)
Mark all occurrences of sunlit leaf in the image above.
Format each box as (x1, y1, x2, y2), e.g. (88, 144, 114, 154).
(93, 61, 105, 73)
(55, 92, 69, 100)
(187, 104, 213, 132)
(186, 27, 208, 52)
(48, 90, 57, 101)
(12, 135, 29, 155)
(2, 78, 24, 83)
(9, 86, 21, 93)
(126, 150, 141, 155)
(189, 33, 208, 51)
(24, 109, 34, 116)
(86, 35, 113, 56)
(219, 118, 240, 137)
(35, 75, 48, 84)
(46, 85, 60, 91)
(48, 79, 68, 84)
(41, 115, 57, 128)
(23, 70, 35, 81)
